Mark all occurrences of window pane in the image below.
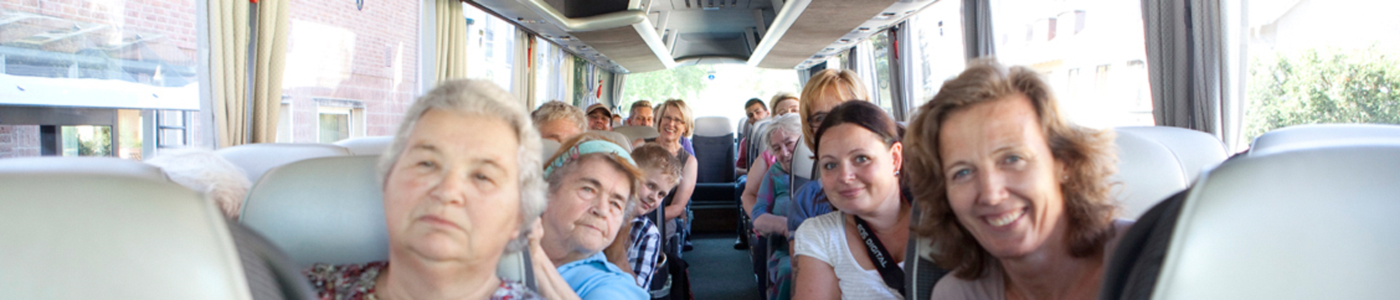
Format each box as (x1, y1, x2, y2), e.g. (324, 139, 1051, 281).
(868, 32, 895, 115)
(621, 64, 801, 124)
(909, 0, 966, 106)
(991, 0, 1152, 128)
(1243, 0, 1400, 146)
(318, 113, 350, 144)
(281, 0, 420, 143)
(1, 1, 202, 159)
(464, 3, 516, 92)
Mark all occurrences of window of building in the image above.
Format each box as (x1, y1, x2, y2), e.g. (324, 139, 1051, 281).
(281, 0, 420, 143)
(464, 3, 517, 93)
(0, 0, 203, 159)
(991, 0, 1152, 128)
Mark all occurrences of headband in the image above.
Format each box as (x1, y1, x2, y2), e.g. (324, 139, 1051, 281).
(543, 140, 636, 178)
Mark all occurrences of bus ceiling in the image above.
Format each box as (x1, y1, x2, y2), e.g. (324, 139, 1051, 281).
(466, 0, 933, 73)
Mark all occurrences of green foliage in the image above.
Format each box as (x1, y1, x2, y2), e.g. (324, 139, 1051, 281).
(1246, 47, 1400, 139)
(78, 126, 112, 157)
(620, 65, 714, 110)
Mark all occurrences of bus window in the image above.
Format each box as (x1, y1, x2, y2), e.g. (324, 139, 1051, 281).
(908, 0, 967, 106)
(620, 64, 801, 124)
(1242, 0, 1400, 146)
(280, 0, 421, 143)
(463, 3, 517, 95)
(0, 1, 202, 159)
(991, 0, 1152, 129)
(857, 32, 896, 116)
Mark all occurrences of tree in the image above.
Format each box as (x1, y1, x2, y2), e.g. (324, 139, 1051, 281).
(1246, 47, 1400, 139)
(620, 65, 713, 111)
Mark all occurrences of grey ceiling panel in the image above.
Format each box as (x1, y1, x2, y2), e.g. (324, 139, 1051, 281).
(755, 0, 899, 69)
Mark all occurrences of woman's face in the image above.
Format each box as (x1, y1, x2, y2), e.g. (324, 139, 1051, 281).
(383, 110, 522, 263)
(658, 106, 687, 142)
(542, 157, 633, 254)
(769, 129, 799, 172)
(938, 94, 1066, 259)
(774, 98, 800, 116)
(817, 124, 902, 216)
(805, 87, 847, 138)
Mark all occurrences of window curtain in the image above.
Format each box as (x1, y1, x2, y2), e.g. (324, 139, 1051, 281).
(512, 29, 533, 107)
(1141, 0, 1247, 151)
(609, 72, 626, 111)
(207, 0, 289, 147)
(962, 0, 995, 60)
(435, 0, 469, 83)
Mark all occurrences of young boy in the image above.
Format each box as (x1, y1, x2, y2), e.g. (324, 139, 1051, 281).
(604, 143, 683, 289)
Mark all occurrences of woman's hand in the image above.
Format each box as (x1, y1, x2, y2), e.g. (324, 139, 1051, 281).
(528, 219, 582, 300)
(752, 214, 788, 237)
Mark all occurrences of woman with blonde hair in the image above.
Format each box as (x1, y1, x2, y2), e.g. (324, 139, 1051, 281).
(650, 99, 699, 254)
(904, 60, 1129, 299)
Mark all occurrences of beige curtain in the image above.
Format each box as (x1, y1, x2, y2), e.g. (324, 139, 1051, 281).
(208, 0, 290, 147)
(208, 0, 249, 148)
(436, 0, 470, 83)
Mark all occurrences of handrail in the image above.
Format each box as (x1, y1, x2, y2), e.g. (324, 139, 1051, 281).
(747, 0, 812, 67)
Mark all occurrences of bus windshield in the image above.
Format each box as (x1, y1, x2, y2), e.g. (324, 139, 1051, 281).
(620, 64, 802, 124)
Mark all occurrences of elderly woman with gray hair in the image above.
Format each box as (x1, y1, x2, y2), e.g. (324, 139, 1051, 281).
(303, 79, 547, 299)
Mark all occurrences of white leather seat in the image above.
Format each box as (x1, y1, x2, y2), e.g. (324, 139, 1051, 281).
(334, 136, 394, 156)
(0, 159, 250, 300)
(1152, 144, 1400, 299)
(217, 143, 352, 185)
(1111, 126, 1228, 219)
(1248, 123, 1400, 157)
(239, 155, 532, 283)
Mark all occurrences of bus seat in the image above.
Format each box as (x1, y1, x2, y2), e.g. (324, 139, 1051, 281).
(0, 165, 251, 299)
(1248, 123, 1400, 157)
(542, 139, 561, 161)
(0, 156, 168, 182)
(239, 155, 534, 284)
(904, 204, 950, 300)
(614, 125, 660, 143)
(692, 116, 740, 205)
(1112, 126, 1227, 219)
(334, 136, 394, 156)
(217, 143, 351, 185)
(1143, 144, 1400, 299)
(790, 136, 815, 189)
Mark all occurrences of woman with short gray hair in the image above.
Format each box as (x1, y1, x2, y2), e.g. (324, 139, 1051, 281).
(305, 79, 546, 300)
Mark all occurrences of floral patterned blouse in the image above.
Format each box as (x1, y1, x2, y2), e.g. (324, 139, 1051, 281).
(304, 262, 541, 300)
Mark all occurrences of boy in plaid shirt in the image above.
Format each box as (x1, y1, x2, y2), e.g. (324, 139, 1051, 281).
(604, 143, 683, 288)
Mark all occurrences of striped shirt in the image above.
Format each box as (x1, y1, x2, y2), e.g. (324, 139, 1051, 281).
(627, 216, 662, 288)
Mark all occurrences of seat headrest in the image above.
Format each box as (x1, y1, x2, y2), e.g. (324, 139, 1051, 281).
(1154, 144, 1400, 299)
(541, 139, 562, 161)
(240, 155, 387, 268)
(694, 116, 734, 137)
(1111, 126, 1227, 219)
(334, 136, 395, 156)
(239, 155, 533, 283)
(614, 125, 660, 142)
(791, 136, 815, 180)
(1249, 123, 1400, 157)
(0, 156, 168, 182)
(0, 173, 249, 299)
(217, 143, 352, 184)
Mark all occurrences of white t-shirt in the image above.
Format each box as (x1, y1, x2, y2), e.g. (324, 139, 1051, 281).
(794, 211, 905, 300)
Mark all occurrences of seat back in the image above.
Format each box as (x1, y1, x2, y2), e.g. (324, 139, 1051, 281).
(1151, 144, 1400, 299)
(790, 136, 816, 188)
(1248, 123, 1400, 156)
(216, 143, 351, 184)
(614, 125, 660, 143)
(746, 119, 772, 168)
(0, 159, 250, 300)
(334, 136, 394, 156)
(1111, 126, 1228, 219)
(239, 155, 532, 282)
(692, 116, 736, 183)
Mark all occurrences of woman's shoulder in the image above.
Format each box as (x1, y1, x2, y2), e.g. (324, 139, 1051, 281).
(304, 261, 388, 299)
(930, 267, 1005, 300)
(798, 211, 844, 231)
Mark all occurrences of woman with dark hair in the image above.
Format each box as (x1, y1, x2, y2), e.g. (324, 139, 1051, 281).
(903, 60, 1129, 299)
(791, 101, 909, 300)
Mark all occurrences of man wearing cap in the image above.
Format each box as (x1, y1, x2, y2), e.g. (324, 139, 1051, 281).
(586, 103, 614, 131)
